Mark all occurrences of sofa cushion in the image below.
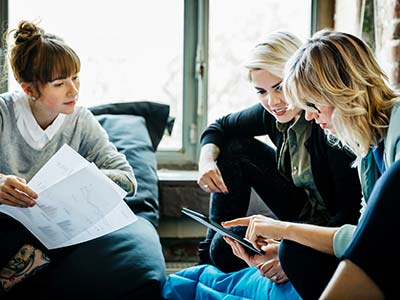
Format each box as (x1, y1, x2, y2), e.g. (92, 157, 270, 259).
(89, 101, 171, 151)
(95, 114, 159, 227)
(9, 218, 166, 300)
(89, 101, 171, 227)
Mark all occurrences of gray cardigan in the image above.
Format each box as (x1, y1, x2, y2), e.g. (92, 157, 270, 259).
(0, 91, 136, 192)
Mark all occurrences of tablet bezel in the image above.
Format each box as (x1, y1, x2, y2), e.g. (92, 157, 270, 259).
(181, 207, 264, 256)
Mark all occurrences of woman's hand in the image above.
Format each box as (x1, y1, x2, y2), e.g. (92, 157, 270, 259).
(256, 240, 288, 283)
(222, 215, 287, 248)
(197, 144, 228, 193)
(257, 259, 288, 283)
(223, 236, 267, 267)
(224, 237, 288, 283)
(0, 174, 37, 207)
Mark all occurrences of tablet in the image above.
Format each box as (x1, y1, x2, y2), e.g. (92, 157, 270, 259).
(181, 207, 264, 256)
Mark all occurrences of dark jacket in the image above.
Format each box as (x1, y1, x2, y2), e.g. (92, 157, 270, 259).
(200, 103, 362, 226)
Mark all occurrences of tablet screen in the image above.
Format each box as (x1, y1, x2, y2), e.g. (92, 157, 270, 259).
(181, 207, 264, 256)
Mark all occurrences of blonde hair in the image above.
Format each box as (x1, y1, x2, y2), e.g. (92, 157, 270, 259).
(283, 29, 399, 163)
(243, 31, 303, 81)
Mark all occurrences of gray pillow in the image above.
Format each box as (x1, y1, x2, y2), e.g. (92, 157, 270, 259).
(96, 114, 160, 227)
(89, 101, 171, 151)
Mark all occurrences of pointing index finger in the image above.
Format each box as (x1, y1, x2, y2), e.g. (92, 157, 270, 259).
(222, 216, 251, 227)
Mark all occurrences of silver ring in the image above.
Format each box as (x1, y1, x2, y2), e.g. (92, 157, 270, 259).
(203, 184, 208, 189)
(271, 275, 277, 281)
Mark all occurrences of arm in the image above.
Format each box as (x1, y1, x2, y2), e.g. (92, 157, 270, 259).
(200, 103, 276, 149)
(223, 215, 338, 255)
(0, 97, 39, 207)
(100, 169, 134, 194)
(312, 126, 362, 226)
(320, 260, 384, 300)
(77, 109, 136, 195)
(197, 143, 228, 193)
(198, 104, 275, 192)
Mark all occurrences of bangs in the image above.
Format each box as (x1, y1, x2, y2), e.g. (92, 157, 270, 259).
(284, 47, 343, 112)
(37, 39, 80, 83)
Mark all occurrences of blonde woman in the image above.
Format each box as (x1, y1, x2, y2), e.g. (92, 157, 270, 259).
(224, 30, 400, 300)
(197, 30, 361, 292)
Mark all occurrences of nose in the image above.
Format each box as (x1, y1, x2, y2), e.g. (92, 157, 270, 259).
(66, 78, 79, 97)
(305, 110, 317, 121)
(267, 91, 281, 107)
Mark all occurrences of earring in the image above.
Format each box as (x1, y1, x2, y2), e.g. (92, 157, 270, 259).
(31, 96, 37, 101)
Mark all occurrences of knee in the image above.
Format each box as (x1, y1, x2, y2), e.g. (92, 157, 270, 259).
(209, 227, 248, 273)
(278, 240, 305, 275)
(216, 138, 247, 166)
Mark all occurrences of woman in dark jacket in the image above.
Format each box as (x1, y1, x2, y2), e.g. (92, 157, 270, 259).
(197, 31, 362, 287)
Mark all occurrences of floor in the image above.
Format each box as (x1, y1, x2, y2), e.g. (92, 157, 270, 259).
(159, 221, 205, 275)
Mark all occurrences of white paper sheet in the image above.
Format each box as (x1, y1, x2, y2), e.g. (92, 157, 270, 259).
(0, 144, 137, 249)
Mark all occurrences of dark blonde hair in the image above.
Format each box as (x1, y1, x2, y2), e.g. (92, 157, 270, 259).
(7, 20, 80, 96)
(243, 30, 303, 80)
(283, 29, 399, 162)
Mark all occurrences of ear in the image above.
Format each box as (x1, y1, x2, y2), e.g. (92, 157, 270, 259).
(20, 82, 36, 97)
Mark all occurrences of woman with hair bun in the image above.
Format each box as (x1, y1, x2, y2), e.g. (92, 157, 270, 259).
(0, 21, 165, 299)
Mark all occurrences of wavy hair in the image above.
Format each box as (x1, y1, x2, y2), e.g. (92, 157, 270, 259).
(243, 30, 303, 80)
(283, 29, 399, 163)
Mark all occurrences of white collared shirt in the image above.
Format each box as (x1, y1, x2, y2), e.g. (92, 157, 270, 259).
(12, 90, 65, 150)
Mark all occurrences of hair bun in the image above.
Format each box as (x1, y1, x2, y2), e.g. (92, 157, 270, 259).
(14, 21, 43, 44)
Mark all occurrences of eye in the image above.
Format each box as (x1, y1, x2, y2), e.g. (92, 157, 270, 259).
(72, 75, 79, 81)
(306, 103, 321, 114)
(275, 85, 282, 92)
(256, 89, 266, 95)
(53, 81, 64, 87)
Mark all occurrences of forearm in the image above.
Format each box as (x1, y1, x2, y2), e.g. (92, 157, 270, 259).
(224, 215, 338, 256)
(199, 143, 220, 163)
(282, 222, 338, 255)
(101, 169, 134, 194)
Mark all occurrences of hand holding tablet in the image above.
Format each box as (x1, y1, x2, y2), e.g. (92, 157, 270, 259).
(181, 207, 265, 256)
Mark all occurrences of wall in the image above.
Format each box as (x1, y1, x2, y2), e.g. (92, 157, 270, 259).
(335, 0, 400, 88)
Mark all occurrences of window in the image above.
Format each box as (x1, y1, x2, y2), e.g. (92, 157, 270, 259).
(6, 0, 184, 152)
(1, 0, 313, 168)
(208, 0, 311, 124)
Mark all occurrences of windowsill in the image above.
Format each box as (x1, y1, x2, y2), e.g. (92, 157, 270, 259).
(157, 169, 199, 183)
(156, 169, 208, 238)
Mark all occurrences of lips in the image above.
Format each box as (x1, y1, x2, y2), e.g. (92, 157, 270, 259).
(64, 97, 78, 105)
(64, 100, 76, 105)
(273, 106, 288, 116)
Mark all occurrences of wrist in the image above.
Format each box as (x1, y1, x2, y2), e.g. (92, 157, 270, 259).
(279, 221, 291, 240)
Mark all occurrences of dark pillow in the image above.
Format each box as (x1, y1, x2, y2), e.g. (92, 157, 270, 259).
(89, 101, 170, 151)
(89, 101, 171, 228)
(96, 114, 159, 227)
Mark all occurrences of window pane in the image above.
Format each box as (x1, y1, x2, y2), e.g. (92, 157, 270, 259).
(208, 0, 311, 124)
(8, 0, 183, 150)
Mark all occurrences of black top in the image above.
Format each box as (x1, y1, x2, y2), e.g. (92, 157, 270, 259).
(200, 103, 362, 226)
